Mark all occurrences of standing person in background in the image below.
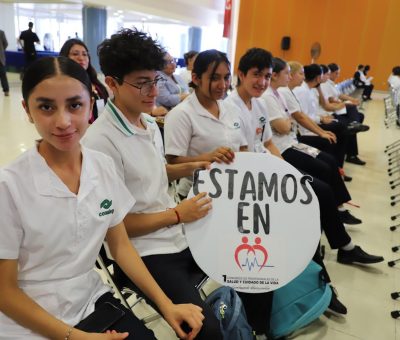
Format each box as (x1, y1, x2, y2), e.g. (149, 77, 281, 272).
(156, 52, 190, 110)
(60, 39, 109, 123)
(18, 22, 40, 72)
(0, 29, 9, 96)
(179, 50, 198, 86)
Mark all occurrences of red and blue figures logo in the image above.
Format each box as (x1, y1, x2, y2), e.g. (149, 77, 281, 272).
(234, 236, 270, 271)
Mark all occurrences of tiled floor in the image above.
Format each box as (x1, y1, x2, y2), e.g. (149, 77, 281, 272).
(0, 73, 398, 339)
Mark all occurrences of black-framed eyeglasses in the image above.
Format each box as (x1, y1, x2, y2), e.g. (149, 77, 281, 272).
(114, 76, 166, 96)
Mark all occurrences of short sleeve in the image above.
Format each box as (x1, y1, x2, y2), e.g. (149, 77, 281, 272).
(0, 173, 23, 259)
(280, 89, 301, 114)
(82, 133, 125, 182)
(260, 94, 285, 122)
(164, 107, 192, 157)
(293, 87, 309, 115)
(103, 156, 136, 228)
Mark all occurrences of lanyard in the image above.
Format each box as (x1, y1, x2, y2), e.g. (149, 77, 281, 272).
(272, 88, 290, 116)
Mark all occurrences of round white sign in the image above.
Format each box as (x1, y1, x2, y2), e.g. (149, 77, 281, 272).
(185, 152, 321, 293)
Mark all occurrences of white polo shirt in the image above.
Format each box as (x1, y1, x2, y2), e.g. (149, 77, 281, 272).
(292, 82, 327, 135)
(321, 80, 347, 116)
(164, 92, 246, 197)
(82, 100, 188, 257)
(164, 92, 246, 157)
(225, 88, 272, 153)
(260, 87, 298, 153)
(321, 79, 340, 99)
(0, 145, 134, 339)
(278, 86, 317, 137)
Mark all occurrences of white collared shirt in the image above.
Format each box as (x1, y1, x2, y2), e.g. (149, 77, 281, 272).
(82, 100, 188, 257)
(321, 79, 340, 99)
(260, 87, 298, 153)
(292, 82, 329, 135)
(164, 91, 246, 158)
(225, 88, 272, 153)
(0, 145, 134, 339)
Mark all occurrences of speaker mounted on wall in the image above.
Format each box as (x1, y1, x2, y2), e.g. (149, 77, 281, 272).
(281, 36, 291, 50)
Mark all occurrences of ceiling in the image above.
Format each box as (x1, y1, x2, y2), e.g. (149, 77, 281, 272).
(2, 0, 225, 26)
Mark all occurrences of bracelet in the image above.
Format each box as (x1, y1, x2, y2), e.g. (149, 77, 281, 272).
(65, 327, 73, 340)
(172, 208, 181, 224)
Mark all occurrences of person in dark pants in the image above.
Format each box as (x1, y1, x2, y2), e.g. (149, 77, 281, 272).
(279, 61, 350, 177)
(260, 57, 384, 265)
(321, 63, 369, 165)
(0, 29, 9, 96)
(82, 29, 222, 340)
(18, 22, 40, 73)
(353, 64, 374, 100)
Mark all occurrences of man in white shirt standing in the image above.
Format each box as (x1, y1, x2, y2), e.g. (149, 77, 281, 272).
(82, 28, 222, 340)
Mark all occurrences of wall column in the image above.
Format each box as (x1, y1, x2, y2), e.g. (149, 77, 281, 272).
(82, 6, 106, 71)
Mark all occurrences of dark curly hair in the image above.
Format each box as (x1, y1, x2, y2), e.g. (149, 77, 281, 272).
(97, 28, 165, 83)
(237, 48, 273, 85)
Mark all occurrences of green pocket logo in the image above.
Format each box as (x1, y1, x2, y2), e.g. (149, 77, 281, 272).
(99, 199, 114, 217)
(100, 199, 112, 209)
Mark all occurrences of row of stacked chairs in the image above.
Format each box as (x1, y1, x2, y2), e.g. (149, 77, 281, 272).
(382, 86, 400, 318)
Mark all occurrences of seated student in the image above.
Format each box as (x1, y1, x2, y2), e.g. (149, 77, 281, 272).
(295, 64, 367, 166)
(363, 65, 374, 87)
(81, 29, 222, 340)
(0, 56, 204, 340)
(389, 66, 400, 90)
(323, 63, 369, 165)
(353, 64, 373, 100)
(277, 61, 351, 180)
(225, 47, 351, 315)
(179, 50, 198, 86)
(59, 38, 109, 123)
(156, 52, 190, 110)
(262, 59, 361, 223)
(164, 49, 272, 339)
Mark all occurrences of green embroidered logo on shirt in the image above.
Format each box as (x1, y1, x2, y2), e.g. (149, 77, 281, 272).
(99, 199, 114, 217)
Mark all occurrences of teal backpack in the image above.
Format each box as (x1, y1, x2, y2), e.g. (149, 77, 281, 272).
(269, 260, 332, 339)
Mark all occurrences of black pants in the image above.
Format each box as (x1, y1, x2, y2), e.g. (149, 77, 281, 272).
(0, 62, 9, 93)
(91, 292, 156, 339)
(318, 121, 349, 166)
(297, 135, 340, 167)
(308, 175, 351, 249)
(282, 148, 351, 206)
(116, 248, 223, 340)
(334, 108, 364, 158)
(361, 84, 374, 99)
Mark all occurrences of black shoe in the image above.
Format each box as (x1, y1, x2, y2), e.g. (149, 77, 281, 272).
(338, 210, 362, 224)
(337, 246, 384, 264)
(347, 122, 370, 133)
(343, 174, 352, 182)
(327, 286, 347, 315)
(346, 156, 366, 165)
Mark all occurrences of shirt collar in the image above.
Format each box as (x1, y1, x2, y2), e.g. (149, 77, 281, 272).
(190, 92, 226, 121)
(29, 142, 98, 199)
(105, 99, 154, 137)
